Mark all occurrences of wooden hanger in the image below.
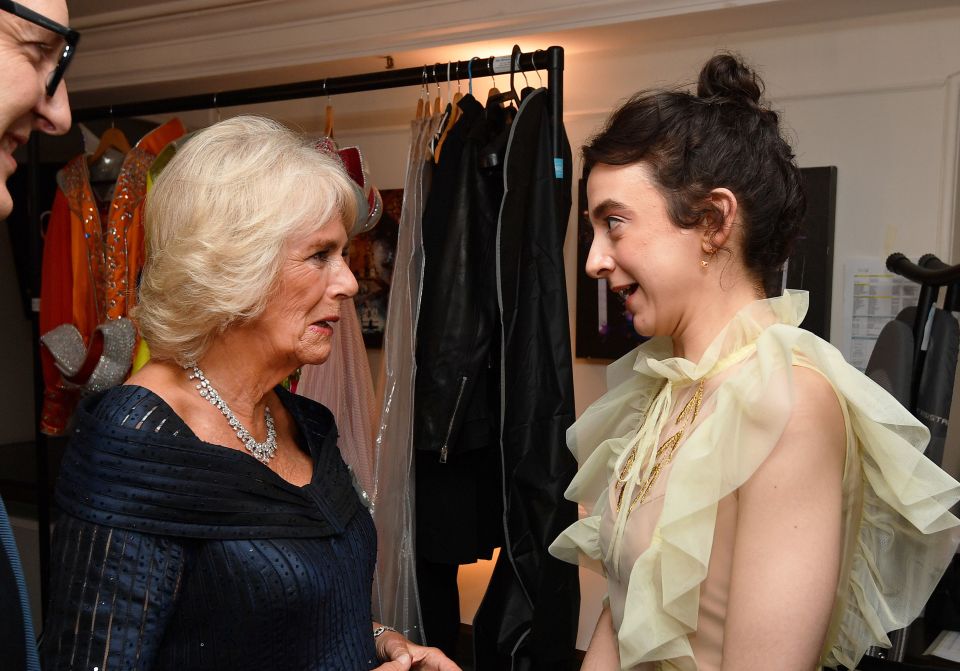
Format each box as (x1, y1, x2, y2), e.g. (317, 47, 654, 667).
(432, 63, 442, 116)
(451, 90, 463, 116)
(434, 62, 463, 163)
(415, 68, 427, 120)
(449, 61, 463, 126)
(88, 126, 131, 165)
(324, 103, 335, 138)
(322, 81, 335, 138)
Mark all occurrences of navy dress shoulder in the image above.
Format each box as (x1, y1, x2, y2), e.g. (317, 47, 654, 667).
(41, 384, 379, 671)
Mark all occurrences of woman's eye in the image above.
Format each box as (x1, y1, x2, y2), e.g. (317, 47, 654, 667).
(605, 216, 625, 232)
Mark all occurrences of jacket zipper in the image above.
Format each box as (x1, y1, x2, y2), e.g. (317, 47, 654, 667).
(440, 376, 468, 463)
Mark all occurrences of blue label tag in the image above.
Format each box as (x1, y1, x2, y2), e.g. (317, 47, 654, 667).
(554, 158, 564, 179)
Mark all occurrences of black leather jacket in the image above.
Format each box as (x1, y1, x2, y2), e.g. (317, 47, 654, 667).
(414, 95, 507, 462)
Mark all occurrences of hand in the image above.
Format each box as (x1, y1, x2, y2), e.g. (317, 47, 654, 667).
(374, 630, 462, 671)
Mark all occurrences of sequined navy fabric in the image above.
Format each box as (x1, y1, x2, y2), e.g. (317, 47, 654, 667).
(42, 385, 378, 670)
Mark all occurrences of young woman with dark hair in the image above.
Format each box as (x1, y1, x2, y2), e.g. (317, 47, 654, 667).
(551, 53, 960, 671)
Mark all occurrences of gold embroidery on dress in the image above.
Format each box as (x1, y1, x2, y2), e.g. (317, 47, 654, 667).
(615, 378, 704, 513)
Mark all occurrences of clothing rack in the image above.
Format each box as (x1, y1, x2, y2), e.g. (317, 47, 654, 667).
(73, 46, 565, 160)
(27, 44, 565, 605)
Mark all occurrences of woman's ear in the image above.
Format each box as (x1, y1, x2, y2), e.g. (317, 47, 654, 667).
(701, 187, 739, 253)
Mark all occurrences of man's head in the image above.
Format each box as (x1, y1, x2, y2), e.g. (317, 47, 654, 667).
(0, 0, 74, 218)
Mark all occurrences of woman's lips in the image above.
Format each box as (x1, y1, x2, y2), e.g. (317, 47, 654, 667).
(613, 283, 639, 303)
(310, 317, 338, 333)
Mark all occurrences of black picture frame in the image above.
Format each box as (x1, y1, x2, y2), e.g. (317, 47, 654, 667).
(783, 166, 837, 341)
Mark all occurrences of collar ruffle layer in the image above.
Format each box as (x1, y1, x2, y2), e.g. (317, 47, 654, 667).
(56, 386, 363, 540)
(550, 290, 960, 670)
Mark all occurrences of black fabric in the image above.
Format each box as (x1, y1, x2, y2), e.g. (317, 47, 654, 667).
(865, 317, 914, 409)
(0, 540, 27, 671)
(855, 658, 951, 671)
(926, 555, 960, 637)
(916, 309, 958, 467)
(55, 385, 364, 539)
(415, 558, 461, 659)
(41, 385, 379, 671)
(415, 446, 502, 565)
(473, 87, 580, 671)
(0, 496, 37, 671)
(414, 93, 505, 563)
(414, 93, 502, 461)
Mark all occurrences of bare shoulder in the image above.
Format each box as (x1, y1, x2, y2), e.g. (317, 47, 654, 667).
(740, 364, 846, 502)
(723, 369, 848, 669)
(786, 365, 846, 454)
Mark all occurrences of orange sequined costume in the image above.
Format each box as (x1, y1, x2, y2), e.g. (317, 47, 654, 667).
(39, 119, 185, 435)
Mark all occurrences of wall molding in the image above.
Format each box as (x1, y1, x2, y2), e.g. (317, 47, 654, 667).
(67, 0, 781, 92)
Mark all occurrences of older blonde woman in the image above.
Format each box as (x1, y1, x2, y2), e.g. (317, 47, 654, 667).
(41, 116, 459, 671)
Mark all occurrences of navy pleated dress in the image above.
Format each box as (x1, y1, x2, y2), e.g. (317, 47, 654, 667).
(41, 384, 379, 671)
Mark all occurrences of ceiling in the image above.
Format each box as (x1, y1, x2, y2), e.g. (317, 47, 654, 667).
(64, 0, 960, 110)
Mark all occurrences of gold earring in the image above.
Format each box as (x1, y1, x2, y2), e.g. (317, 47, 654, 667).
(701, 246, 715, 269)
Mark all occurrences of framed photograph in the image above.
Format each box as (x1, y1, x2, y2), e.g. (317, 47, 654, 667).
(350, 188, 402, 348)
(575, 178, 647, 360)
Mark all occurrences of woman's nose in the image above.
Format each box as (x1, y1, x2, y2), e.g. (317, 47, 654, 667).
(336, 261, 359, 299)
(585, 237, 614, 279)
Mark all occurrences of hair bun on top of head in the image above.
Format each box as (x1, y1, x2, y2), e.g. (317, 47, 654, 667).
(696, 53, 763, 106)
(697, 53, 781, 126)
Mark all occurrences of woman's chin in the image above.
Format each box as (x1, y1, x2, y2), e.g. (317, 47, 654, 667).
(631, 313, 655, 339)
(295, 345, 332, 368)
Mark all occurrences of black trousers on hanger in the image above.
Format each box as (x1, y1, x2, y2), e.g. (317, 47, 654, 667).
(416, 558, 461, 659)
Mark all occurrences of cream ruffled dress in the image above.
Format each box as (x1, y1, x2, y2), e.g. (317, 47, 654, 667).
(550, 290, 960, 671)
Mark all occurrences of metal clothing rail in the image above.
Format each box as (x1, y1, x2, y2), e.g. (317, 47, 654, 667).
(29, 44, 566, 603)
(73, 45, 566, 159)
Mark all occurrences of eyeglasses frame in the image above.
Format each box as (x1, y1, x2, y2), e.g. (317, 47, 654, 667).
(0, 0, 79, 97)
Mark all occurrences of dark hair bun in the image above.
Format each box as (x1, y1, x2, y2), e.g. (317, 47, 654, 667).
(582, 51, 805, 291)
(697, 53, 763, 105)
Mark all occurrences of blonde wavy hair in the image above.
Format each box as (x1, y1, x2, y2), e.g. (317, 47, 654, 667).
(133, 115, 359, 365)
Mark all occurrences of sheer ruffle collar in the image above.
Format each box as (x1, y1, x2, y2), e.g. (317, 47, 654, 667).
(631, 290, 808, 384)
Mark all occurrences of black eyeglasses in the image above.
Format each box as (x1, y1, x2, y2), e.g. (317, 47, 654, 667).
(0, 0, 79, 97)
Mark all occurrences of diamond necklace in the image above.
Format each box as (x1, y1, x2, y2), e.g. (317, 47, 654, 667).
(187, 365, 278, 464)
